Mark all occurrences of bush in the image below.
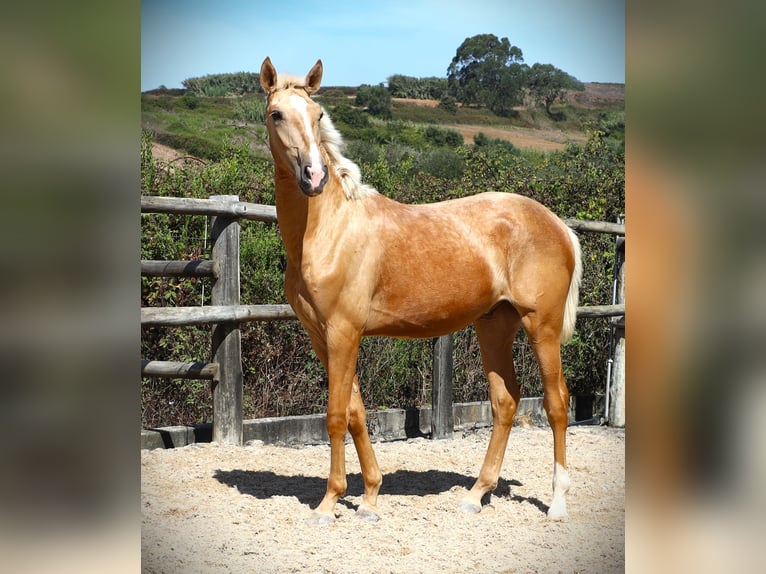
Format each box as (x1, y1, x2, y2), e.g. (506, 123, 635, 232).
(415, 148, 465, 179)
(473, 132, 520, 156)
(355, 84, 392, 119)
(424, 125, 463, 147)
(331, 104, 370, 129)
(344, 139, 380, 165)
(438, 94, 458, 114)
(181, 93, 198, 109)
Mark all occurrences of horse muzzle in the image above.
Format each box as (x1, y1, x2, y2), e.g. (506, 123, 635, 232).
(299, 162, 328, 196)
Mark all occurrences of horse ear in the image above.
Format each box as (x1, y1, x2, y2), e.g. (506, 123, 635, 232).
(305, 59, 323, 94)
(260, 57, 277, 93)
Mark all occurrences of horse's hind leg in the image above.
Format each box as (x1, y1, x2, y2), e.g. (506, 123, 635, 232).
(459, 304, 521, 513)
(522, 311, 571, 520)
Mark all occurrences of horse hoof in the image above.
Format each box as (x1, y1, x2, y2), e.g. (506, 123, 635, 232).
(546, 503, 568, 521)
(307, 511, 335, 526)
(457, 498, 482, 514)
(355, 507, 380, 523)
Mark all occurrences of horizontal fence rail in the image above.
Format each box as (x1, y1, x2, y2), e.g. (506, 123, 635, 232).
(575, 303, 624, 318)
(141, 195, 277, 222)
(140, 303, 625, 327)
(141, 195, 625, 235)
(140, 196, 626, 235)
(141, 304, 297, 326)
(141, 360, 220, 381)
(141, 195, 626, 444)
(141, 260, 219, 278)
(562, 218, 625, 235)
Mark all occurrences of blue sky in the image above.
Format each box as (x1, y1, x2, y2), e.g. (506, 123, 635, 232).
(141, 0, 624, 91)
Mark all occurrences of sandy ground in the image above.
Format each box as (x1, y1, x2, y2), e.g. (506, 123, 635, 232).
(142, 425, 624, 573)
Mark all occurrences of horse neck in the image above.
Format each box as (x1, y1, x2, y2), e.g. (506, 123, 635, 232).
(273, 159, 348, 267)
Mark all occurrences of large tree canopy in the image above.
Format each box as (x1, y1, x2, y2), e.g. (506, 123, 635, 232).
(446, 34, 528, 116)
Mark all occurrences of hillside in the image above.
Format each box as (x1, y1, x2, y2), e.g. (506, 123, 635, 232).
(389, 83, 623, 151)
(141, 82, 623, 159)
(565, 82, 624, 108)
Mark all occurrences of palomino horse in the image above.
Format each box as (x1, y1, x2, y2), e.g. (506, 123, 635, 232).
(259, 57, 582, 524)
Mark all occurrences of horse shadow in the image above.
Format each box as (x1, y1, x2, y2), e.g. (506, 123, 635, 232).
(213, 468, 548, 514)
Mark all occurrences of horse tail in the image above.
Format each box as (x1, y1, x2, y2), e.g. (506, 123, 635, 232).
(560, 226, 582, 344)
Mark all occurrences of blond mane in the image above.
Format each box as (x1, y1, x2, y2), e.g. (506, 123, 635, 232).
(317, 109, 379, 201)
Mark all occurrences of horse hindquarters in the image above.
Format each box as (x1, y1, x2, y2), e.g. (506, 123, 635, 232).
(490, 207, 578, 519)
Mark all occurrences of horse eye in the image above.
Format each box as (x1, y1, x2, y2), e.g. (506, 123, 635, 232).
(270, 110, 283, 122)
(319, 111, 324, 121)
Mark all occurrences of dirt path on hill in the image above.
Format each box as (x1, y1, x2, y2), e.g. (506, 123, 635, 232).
(448, 124, 587, 151)
(142, 425, 624, 573)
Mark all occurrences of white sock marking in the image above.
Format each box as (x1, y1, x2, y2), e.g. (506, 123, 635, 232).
(548, 462, 570, 519)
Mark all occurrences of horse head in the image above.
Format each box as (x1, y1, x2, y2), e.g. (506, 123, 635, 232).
(260, 57, 328, 196)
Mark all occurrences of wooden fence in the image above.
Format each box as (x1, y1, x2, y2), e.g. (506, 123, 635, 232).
(141, 195, 625, 445)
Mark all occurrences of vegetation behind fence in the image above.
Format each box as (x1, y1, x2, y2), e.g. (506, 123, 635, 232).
(141, 101, 623, 429)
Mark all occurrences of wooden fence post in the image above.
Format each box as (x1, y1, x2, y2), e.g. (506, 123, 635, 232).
(210, 195, 243, 445)
(431, 334, 454, 439)
(609, 233, 625, 427)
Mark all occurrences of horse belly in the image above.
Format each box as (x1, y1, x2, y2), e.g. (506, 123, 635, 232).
(364, 259, 500, 338)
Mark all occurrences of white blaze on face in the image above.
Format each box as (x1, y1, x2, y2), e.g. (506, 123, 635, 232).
(288, 94, 324, 188)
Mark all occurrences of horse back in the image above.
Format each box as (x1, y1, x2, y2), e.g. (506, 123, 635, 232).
(362, 192, 573, 337)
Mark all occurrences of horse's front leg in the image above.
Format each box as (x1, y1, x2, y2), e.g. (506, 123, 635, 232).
(309, 325, 363, 525)
(347, 374, 382, 522)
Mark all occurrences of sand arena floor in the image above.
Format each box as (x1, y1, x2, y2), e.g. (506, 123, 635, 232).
(142, 425, 624, 573)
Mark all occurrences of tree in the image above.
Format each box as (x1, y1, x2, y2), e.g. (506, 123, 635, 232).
(446, 34, 527, 116)
(525, 63, 584, 115)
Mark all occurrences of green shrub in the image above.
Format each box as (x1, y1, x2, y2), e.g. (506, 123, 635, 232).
(344, 138, 380, 165)
(331, 103, 370, 129)
(438, 94, 458, 114)
(181, 93, 198, 109)
(355, 84, 392, 119)
(473, 132, 520, 156)
(424, 125, 463, 147)
(416, 148, 465, 179)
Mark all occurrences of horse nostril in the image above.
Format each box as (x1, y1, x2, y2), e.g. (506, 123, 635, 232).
(299, 162, 327, 195)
